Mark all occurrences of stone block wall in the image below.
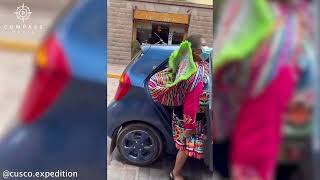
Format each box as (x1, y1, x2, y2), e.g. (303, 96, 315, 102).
(108, 0, 213, 65)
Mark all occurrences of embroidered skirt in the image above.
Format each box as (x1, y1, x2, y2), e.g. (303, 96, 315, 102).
(172, 112, 206, 159)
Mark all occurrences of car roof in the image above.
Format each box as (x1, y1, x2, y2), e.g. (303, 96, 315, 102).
(141, 44, 179, 53)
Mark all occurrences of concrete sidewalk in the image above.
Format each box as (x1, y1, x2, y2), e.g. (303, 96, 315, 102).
(0, 51, 33, 139)
(107, 63, 126, 105)
(107, 63, 126, 75)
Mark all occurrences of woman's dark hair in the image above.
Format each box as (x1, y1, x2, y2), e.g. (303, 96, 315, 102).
(186, 34, 203, 50)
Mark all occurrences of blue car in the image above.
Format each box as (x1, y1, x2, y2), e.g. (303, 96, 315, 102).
(0, 0, 106, 179)
(107, 45, 214, 168)
(107, 45, 177, 166)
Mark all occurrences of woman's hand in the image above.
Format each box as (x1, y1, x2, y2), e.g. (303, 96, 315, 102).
(184, 129, 196, 138)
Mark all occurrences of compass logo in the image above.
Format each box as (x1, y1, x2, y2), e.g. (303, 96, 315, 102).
(14, 3, 32, 22)
(0, 3, 45, 34)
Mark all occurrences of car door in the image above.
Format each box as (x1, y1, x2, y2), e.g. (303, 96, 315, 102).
(203, 2, 232, 175)
(203, 51, 214, 172)
(309, 1, 320, 178)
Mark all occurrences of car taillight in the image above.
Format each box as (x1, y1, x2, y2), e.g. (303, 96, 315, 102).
(19, 34, 71, 123)
(114, 73, 131, 101)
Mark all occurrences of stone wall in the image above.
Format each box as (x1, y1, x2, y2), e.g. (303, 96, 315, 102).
(108, 0, 213, 65)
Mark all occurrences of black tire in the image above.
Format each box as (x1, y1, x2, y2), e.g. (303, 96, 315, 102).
(116, 123, 163, 166)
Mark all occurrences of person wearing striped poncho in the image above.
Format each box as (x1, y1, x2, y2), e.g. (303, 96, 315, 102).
(148, 34, 211, 180)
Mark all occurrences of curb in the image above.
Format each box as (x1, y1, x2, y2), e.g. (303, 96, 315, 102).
(0, 38, 37, 52)
(107, 73, 121, 79)
(0, 38, 122, 79)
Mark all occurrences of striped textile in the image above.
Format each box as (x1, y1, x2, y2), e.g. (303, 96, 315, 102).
(148, 61, 209, 107)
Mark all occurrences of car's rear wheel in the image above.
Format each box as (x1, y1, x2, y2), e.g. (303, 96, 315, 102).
(117, 123, 163, 166)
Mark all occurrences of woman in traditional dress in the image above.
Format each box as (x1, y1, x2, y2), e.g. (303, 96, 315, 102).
(212, 0, 316, 179)
(148, 35, 212, 180)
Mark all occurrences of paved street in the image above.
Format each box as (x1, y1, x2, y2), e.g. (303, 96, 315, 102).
(107, 63, 126, 105)
(0, 51, 33, 139)
(107, 144, 218, 180)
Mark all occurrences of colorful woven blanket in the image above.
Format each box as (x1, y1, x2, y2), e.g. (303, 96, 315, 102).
(167, 41, 197, 88)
